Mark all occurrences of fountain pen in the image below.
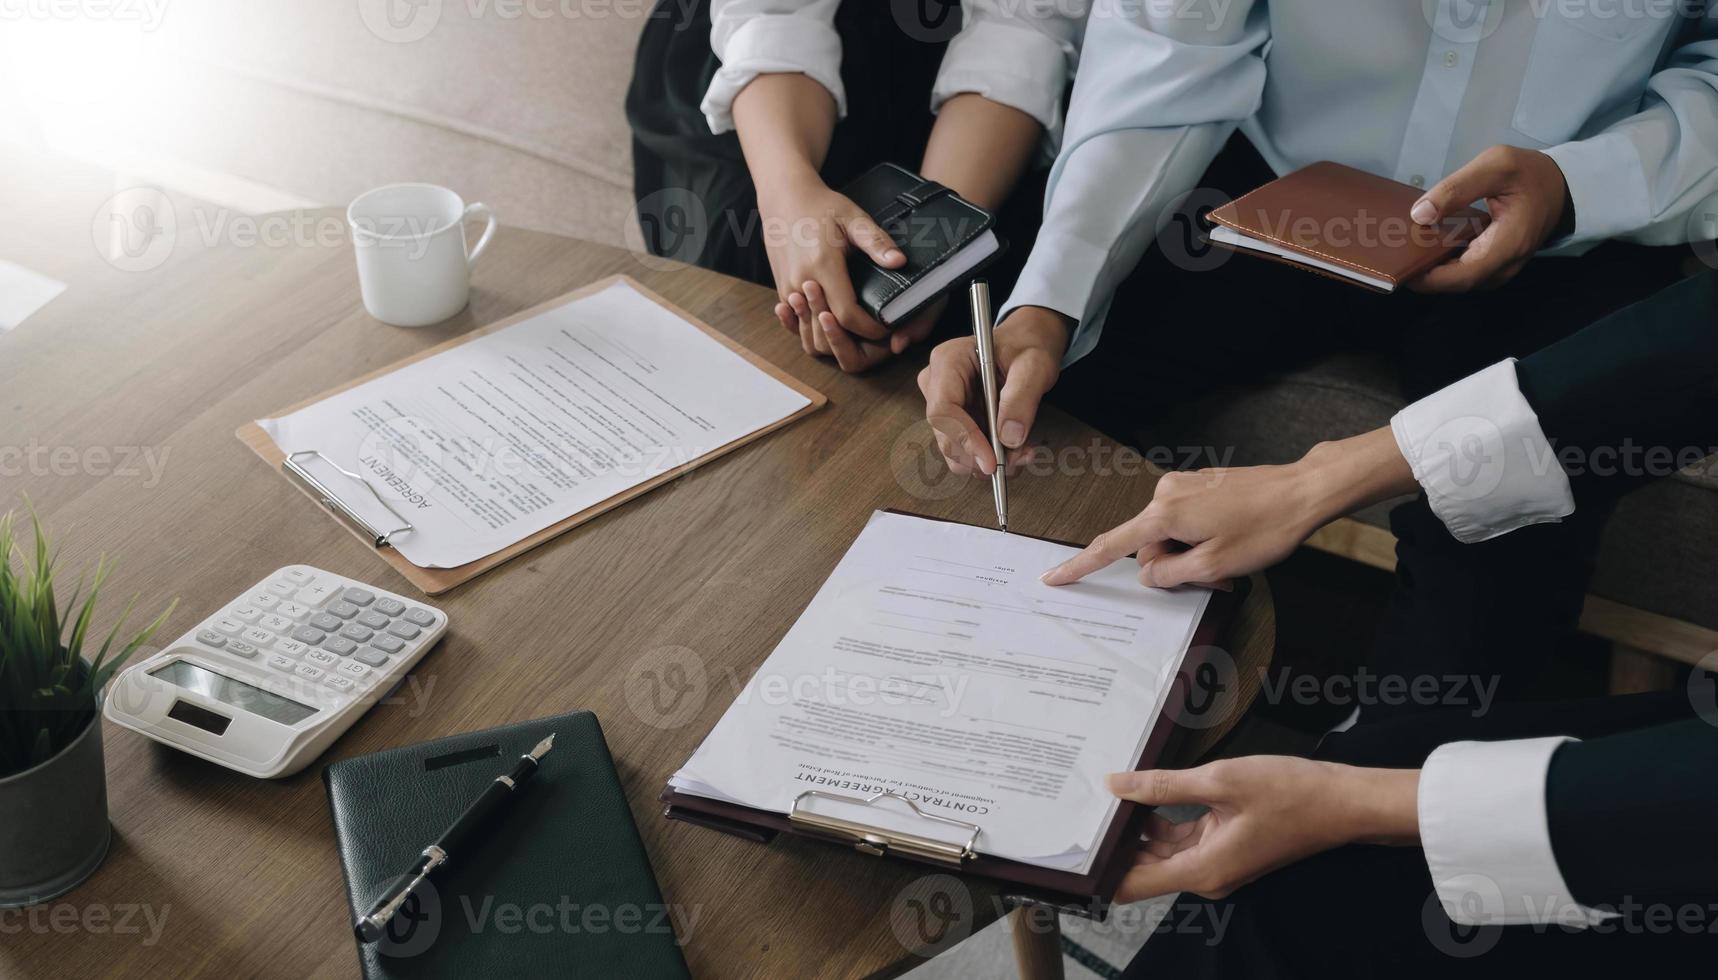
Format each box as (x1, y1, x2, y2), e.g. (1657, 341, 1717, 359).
(355, 732, 556, 943)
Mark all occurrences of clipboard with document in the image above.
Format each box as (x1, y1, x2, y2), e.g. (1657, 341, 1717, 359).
(238, 275, 826, 594)
(660, 510, 1245, 918)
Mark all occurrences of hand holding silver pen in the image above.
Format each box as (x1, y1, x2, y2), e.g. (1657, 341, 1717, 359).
(967, 281, 1009, 532)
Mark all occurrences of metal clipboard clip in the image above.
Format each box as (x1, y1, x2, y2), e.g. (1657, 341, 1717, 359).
(282, 450, 415, 549)
(788, 790, 981, 868)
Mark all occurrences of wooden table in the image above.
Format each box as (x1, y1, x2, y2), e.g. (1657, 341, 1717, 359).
(0, 204, 1272, 978)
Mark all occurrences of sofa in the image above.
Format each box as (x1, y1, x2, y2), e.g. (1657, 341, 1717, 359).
(124, 2, 1716, 676)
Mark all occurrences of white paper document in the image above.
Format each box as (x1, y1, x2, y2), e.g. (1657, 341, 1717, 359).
(670, 511, 1212, 873)
(257, 281, 811, 567)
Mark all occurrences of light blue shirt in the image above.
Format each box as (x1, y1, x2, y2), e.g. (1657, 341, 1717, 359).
(1006, 0, 1718, 364)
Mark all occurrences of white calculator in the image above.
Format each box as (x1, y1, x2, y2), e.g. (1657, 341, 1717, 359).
(104, 565, 447, 778)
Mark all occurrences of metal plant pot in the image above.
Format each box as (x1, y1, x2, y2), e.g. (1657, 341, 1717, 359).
(0, 716, 112, 908)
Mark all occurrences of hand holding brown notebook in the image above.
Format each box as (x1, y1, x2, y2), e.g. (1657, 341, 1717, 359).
(1207, 161, 1489, 292)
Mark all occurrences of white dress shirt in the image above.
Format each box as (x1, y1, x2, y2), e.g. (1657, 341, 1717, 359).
(699, 0, 1086, 142)
(1007, 0, 1718, 363)
(1394, 362, 1598, 928)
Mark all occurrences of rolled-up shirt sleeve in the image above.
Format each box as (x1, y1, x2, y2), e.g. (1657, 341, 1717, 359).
(1390, 359, 1575, 545)
(1420, 738, 1612, 929)
(701, 0, 845, 135)
(930, 1, 1087, 148)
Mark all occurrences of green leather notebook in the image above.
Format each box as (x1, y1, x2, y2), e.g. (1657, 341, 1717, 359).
(324, 711, 690, 978)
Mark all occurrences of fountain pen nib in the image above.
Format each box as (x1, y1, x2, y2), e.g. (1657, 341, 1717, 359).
(529, 733, 556, 761)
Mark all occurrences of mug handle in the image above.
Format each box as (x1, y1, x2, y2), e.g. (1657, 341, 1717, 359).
(463, 202, 497, 270)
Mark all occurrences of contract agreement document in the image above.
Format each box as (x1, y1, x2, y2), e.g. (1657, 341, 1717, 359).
(256, 280, 812, 568)
(669, 511, 1213, 873)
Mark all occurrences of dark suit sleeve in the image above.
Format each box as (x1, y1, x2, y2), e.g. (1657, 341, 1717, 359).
(1546, 716, 1718, 909)
(1513, 270, 1718, 500)
(1523, 274, 1718, 908)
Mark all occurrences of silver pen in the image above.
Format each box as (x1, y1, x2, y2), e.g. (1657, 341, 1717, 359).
(967, 280, 1008, 532)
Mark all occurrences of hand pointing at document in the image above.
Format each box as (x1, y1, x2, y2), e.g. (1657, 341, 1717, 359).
(1041, 430, 1416, 590)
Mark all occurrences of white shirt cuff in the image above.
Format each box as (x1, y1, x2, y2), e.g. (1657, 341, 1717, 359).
(700, 15, 847, 135)
(1543, 131, 1651, 246)
(931, 19, 1072, 149)
(1420, 737, 1611, 929)
(1390, 359, 1574, 545)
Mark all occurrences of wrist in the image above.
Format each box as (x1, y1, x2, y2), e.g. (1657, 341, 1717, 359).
(1294, 428, 1417, 526)
(1331, 765, 1421, 846)
(755, 167, 826, 211)
(999, 305, 1073, 355)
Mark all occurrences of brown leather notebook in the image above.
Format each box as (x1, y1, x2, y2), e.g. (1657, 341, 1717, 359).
(659, 511, 1246, 920)
(1206, 161, 1488, 293)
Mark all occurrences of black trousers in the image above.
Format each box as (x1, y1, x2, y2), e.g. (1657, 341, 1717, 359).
(1121, 692, 1714, 978)
(625, 0, 1047, 323)
(1057, 135, 1687, 713)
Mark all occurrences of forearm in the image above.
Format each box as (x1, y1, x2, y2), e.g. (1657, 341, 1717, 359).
(731, 73, 837, 198)
(918, 93, 1042, 211)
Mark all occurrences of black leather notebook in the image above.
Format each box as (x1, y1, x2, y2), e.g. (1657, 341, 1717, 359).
(324, 711, 690, 979)
(840, 162, 1004, 325)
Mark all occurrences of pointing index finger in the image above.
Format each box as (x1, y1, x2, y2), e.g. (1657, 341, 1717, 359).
(1041, 515, 1167, 586)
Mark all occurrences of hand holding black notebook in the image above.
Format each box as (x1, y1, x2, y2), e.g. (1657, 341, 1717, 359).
(838, 163, 1005, 326)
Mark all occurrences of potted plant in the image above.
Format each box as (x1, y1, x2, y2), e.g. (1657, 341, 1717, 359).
(0, 509, 173, 907)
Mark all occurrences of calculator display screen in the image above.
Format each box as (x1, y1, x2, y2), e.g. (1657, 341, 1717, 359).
(150, 660, 318, 726)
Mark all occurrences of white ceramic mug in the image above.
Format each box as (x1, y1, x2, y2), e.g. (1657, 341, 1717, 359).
(347, 183, 496, 327)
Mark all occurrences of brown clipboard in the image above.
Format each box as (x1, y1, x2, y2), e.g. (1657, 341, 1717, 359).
(237, 274, 827, 595)
(660, 510, 1246, 919)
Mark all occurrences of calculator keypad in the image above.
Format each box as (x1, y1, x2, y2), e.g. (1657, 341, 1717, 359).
(354, 649, 389, 668)
(187, 566, 443, 711)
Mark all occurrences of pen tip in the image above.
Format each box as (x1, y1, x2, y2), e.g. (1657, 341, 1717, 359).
(529, 733, 556, 760)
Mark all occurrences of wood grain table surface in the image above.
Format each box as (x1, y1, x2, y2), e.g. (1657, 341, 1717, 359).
(0, 201, 1273, 979)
